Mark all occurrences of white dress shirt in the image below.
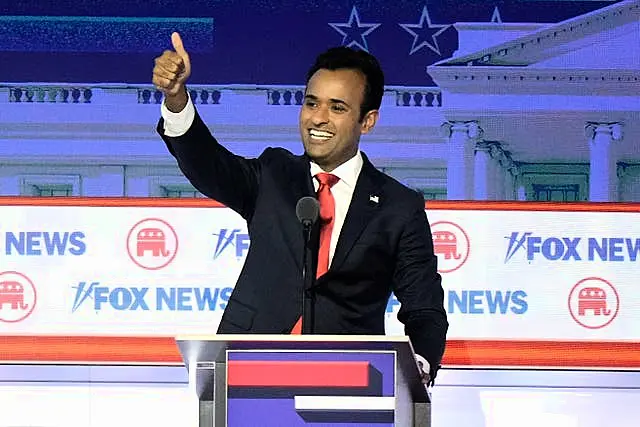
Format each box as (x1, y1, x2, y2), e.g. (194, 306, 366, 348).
(161, 95, 431, 378)
(309, 153, 361, 268)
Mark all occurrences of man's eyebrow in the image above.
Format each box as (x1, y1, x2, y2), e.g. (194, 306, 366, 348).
(329, 98, 349, 106)
(303, 94, 351, 108)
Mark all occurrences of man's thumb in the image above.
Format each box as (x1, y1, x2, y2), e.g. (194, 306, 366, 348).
(171, 32, 188, 57)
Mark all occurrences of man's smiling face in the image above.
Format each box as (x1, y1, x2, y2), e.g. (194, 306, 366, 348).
(299, 68, 378, 172)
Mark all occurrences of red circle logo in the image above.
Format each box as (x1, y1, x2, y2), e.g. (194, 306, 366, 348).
(431, 221, 470, 273)
(568, 277, 619, 329)
(126, 218, 178, 270)
(0, 271, 37, 323)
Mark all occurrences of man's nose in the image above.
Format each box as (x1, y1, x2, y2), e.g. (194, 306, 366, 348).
(311, 106, 329, 124)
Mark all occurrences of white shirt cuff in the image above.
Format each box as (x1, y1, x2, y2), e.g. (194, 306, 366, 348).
(160, 93, 196, 137)
(415, 354, 430, 374)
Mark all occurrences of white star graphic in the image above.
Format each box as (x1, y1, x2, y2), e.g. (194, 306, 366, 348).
(491, 6, 503, 24)
(399, 6, 449, 56)
(328, 6, 381, 52)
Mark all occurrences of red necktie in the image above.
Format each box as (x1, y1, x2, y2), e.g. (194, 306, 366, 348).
(291, 172, 340, 334)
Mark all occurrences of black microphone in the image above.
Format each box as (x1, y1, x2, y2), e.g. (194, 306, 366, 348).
(296, 196, 319, 227)
(295, 196, 319, 334)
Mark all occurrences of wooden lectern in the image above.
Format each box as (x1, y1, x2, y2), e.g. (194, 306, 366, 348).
(176, 334, 431, 427)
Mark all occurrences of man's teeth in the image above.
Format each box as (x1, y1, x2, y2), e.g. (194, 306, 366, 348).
(309, 130, 334, 140)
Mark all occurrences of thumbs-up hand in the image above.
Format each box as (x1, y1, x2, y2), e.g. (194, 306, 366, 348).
(152, 32, 191, 111)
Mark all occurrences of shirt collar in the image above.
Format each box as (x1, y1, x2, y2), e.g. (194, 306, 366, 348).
(310, 151, 363, 189)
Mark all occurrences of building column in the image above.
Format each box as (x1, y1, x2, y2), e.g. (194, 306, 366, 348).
(586, 122, 623, 202)
(473, 142, 493, 200)
(475, 142, 512, 200)
(444, 121, 482, 200)
(512, 165, 526, 201)
(505, 164, 517, 200)
(617, 163, 629, 202)
(500, 150, 518, 201)
(490, 143, 508, 200)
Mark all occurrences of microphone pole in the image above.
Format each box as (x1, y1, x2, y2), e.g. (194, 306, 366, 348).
(296, 197, 319, 334)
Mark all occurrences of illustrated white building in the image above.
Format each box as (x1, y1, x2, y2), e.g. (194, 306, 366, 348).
(0, 0, 637, 202)
(429, 0, 640, 202)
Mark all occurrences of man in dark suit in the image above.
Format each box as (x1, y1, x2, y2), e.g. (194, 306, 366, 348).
(153, 32, 448, 383)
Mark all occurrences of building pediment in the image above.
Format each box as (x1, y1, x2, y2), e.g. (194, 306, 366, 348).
(429, 0, 640, 70)
(530, 21, 638, 70)
(429, 0, 640, 92)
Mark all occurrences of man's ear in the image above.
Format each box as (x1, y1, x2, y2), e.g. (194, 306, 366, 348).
(360, 110, 379, 135)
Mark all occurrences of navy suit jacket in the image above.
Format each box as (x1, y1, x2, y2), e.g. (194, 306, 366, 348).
(158, 110, 448, 377)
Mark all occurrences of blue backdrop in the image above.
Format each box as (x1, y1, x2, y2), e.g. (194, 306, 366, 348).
(2, 0, 618, 85)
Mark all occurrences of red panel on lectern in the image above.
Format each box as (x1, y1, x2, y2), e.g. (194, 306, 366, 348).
(227, 360, 371, 387)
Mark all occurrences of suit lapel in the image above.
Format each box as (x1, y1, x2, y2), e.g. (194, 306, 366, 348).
(289, 153, 315, 206)
(328, 154, 384, 273)
(282, 154, 317, 270)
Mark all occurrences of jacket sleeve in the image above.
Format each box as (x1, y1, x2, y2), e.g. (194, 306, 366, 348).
(392, 194, 448, 382)
(157, 109, 261, 221)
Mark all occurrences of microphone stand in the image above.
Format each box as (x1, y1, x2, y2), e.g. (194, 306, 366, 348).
(301, 220, 315, 334)
(296, 195, 319, 335)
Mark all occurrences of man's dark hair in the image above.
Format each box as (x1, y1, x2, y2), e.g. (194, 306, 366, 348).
(305, 47, 385, 121)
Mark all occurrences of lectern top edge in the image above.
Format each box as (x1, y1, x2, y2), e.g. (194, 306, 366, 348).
(175, 334, 417, 364)
(175, 334, 412, 344)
